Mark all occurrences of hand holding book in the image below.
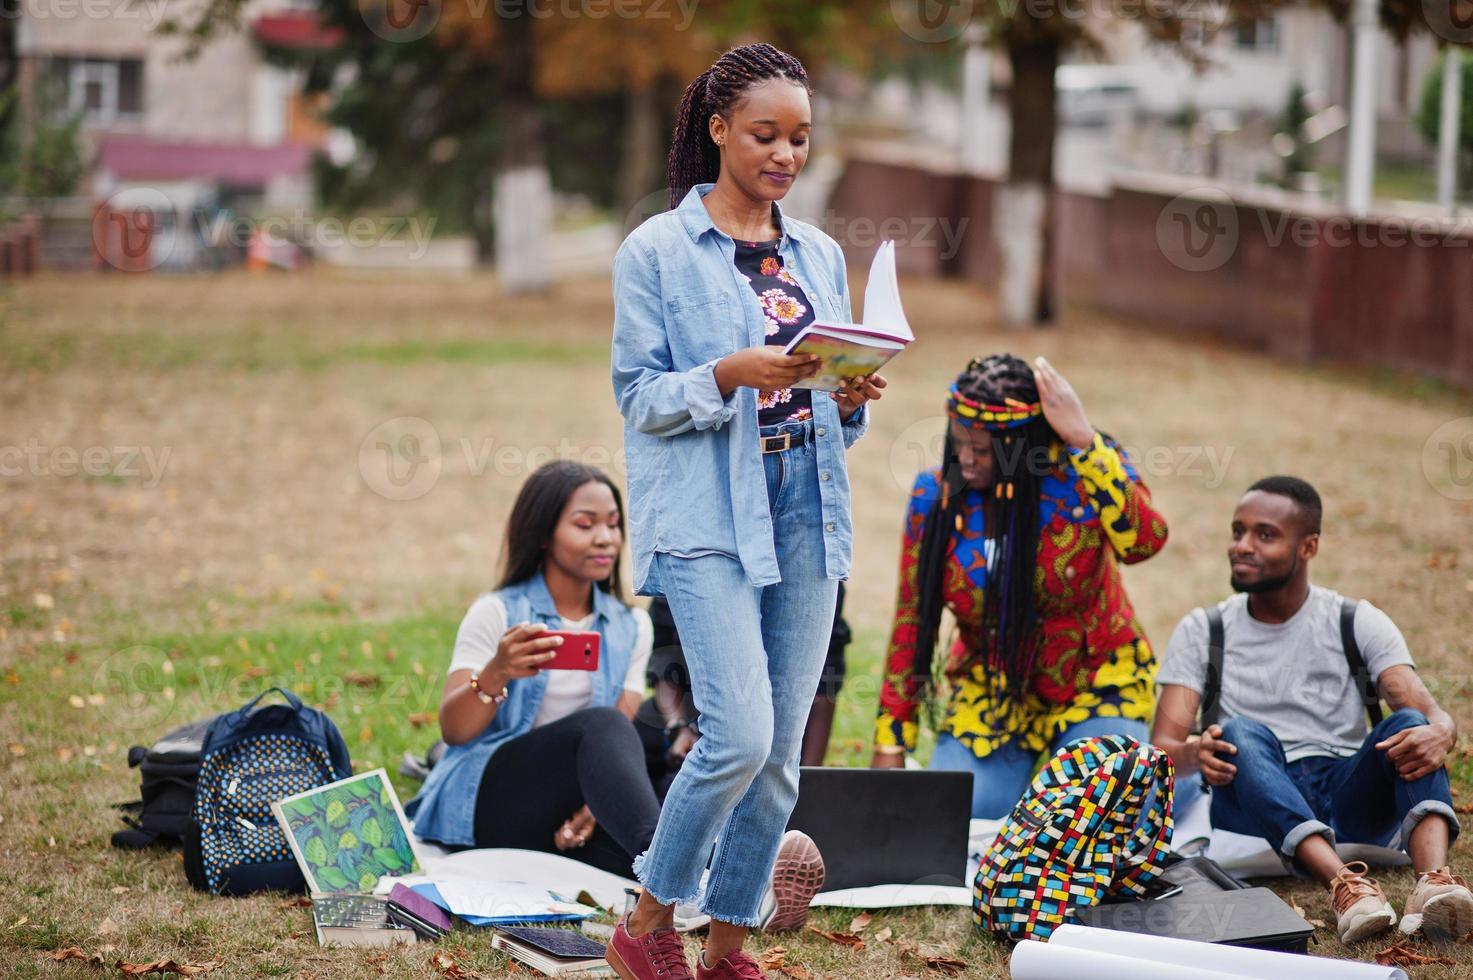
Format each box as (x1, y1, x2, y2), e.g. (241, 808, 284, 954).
(782, 240, 913, 392)
(832, 373, 887, 420)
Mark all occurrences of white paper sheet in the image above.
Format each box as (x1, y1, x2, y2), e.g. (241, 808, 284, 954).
(1010, 940, 1248, 980)
(412, 845, 637, 913)
(1049, 924, 1409, 980)
(809, 883, 971, 909)
(859, 240, 912, 339)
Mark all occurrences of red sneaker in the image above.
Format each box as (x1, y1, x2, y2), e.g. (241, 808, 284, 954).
(695, 948, 767, 979)
(606, 914, 694, 980)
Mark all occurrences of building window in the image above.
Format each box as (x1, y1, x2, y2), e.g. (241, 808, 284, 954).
(45, 57, 145, 123)
(1233, 18, 1279, 53)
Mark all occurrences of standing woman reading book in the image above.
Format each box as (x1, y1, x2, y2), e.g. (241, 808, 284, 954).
(608, 43, 884, 980)
(870, 354, 1168, 819)
(404, 461, 661, 878)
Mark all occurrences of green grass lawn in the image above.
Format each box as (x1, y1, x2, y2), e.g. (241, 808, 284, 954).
(3, 267, 1471, 978)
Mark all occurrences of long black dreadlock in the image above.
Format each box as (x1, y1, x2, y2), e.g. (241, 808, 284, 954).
(913, 355, 1055, 709)
(666, 43, 812, 210)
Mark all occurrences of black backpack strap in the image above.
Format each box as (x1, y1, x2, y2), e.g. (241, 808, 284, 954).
(1339, 598, 1384, 726)
(1199, 606, 1225, 731)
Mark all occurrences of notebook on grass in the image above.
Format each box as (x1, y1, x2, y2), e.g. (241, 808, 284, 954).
(270, 768, 426, 895)
(310, 894, 417, 948)
(782, 240, 913, 391)
(491, 925, 614, 976)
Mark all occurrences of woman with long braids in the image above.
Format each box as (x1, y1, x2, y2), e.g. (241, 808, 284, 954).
(870, 354, 1168, 819)
(608, 43, 885, 980)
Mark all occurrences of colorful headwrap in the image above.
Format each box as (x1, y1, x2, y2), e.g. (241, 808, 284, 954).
(946, 382, 1042, 431)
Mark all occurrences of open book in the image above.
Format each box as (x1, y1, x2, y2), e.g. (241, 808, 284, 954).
(783, 240, 912, 392)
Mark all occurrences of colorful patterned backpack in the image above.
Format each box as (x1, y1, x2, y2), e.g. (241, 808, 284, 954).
(973, 734, 1174, 942)
(184, 688, 352, 895)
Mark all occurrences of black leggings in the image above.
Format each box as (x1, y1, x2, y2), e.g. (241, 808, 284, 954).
(473, 706, 662, 878)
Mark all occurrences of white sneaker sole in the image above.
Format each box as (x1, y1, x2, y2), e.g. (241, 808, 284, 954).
(1338, 902, 1397, 944)
(1403, 890, 1473, 938)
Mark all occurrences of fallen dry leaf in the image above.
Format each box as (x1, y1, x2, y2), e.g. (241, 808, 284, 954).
(111, 886, 130, 895)
(779, 966, 812, 980)
(48, 946, 104, 966)
(116, 958, 223, 976)
(808, 925, 865, 950)
(1454, 802, 1473, 815)
(278, 897, 314, 909)
(925, 954, 968, 975)
(874, 926, 893, 943)
(407, 712, 435, 728)
(12, 916, 28, 928)
(849, 911, 873, 933)
(758, 947, 787, 970)
(1374, 942, 1455, 967)
(428, 950, 484, 979)
(96, 916, 119, 936)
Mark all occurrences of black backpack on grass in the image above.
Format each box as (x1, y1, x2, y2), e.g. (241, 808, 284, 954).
(112, 715, 217, 850)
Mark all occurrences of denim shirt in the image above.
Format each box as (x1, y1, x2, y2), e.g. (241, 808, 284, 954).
(611, 183, 869, 597)
(404, 572, 638, 847)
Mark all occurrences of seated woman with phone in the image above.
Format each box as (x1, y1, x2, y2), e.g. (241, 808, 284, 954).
(404, 460, 661, 878)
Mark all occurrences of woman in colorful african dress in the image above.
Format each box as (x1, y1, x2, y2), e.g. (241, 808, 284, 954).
(869, 353, 1169, 818)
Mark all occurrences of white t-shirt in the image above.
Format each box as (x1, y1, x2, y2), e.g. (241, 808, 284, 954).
(1157, 586, 1414, 762)
(446, 593, 652, 728)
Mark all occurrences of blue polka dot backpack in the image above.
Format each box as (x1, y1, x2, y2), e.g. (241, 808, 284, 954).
(184, 687, 352, 895)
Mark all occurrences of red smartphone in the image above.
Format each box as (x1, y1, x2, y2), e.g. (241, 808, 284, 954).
(542, 630, 600, 671)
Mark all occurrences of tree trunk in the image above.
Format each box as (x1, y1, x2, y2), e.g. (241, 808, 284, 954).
(491, 8, 551, 292)
(995, 34, 1059, 326)
(617, 75, 663, 232)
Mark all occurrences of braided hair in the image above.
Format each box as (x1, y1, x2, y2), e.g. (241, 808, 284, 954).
(913, 355, 1053, 705)
(666, 43, 812, 209)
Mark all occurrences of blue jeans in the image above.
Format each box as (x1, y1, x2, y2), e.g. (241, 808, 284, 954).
(633, 418, 840, 926)
(931, 716, 1150, 819)
(1209, 710, 1460, 869)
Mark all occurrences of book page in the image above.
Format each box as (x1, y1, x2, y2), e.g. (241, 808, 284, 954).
(860, 241, 912, 341)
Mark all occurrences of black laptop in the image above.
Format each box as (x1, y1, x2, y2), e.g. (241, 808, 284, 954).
(785, 767, 973, 892)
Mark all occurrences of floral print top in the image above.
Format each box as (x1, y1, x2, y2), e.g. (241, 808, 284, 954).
(734, 238, 815, 427)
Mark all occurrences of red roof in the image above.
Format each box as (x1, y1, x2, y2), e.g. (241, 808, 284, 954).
(253, 12, 344, 50)
(96, 135, 313, 187)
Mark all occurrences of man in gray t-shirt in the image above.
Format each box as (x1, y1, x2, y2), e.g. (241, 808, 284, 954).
(1151, 476, 1467, 947)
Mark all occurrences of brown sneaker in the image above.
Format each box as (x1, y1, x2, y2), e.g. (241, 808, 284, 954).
(1329, 861, 1397, 944)
(606, 914, 694, 980)
(1400, 866, 1473, 938)
(695, 948, 767, 979)
(757, 830, 825, 933)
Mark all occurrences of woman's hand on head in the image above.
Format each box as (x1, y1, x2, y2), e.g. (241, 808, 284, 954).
(715, 346, 821, 394)
(832, 373, 886, 420)
(488, 622, 563, 682)
(1032, 356, 1093, 451)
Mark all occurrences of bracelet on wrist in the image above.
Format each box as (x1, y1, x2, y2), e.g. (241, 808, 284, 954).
(875, 744, 906, 756)
(469, 670, 508, 705)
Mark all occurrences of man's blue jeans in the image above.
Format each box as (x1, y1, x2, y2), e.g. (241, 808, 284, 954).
(1209, 710, 1460, 869)
(633, 418, 840, 926)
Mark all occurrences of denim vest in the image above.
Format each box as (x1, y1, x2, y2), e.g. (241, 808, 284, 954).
(404, 572, 638, 847)
(610, 183, 869, 597)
